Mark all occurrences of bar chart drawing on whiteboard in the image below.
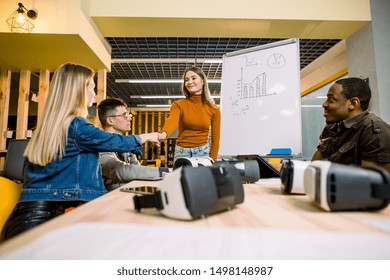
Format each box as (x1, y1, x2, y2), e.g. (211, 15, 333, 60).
(229, 66, 277, 116)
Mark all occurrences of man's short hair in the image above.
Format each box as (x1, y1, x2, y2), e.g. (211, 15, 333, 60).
(97, 97, 127, 128)
(335, 77, 371, 111)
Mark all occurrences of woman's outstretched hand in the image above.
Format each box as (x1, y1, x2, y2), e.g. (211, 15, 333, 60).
(157, 131, 167, 142)
(139, 133, 160, 145)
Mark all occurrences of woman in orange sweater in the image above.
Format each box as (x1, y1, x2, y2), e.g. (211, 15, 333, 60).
(158, 66, 221, 161)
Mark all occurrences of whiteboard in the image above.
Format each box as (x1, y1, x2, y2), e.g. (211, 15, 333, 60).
(219, 38, 302, 156)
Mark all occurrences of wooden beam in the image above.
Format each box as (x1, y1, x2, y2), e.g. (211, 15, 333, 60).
(16, 70, 31, 139)
(0, 69, 11, 150)
(151, 112, 155, 159)
(157, 111, 162, 158)
(96, 69, 107, 105)
(94, 69, 107, 128)
(37, 69, 50, 124)
(144, 112, 149, 158)
(131, 112, 135, 134)
(164, 111, 168, 160)
(137, 112, 142, 135)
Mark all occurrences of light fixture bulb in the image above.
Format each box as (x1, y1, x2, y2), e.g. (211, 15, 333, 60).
(16, 13, 25, 24)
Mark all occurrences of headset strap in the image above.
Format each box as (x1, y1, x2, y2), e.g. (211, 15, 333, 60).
(372, 184, 390, 199)
(370, 167, 390, 199)
(133, 191, 164, 211)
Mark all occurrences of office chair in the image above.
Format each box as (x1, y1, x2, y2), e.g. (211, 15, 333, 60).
(2, 139, 29, 183)
(0, 139, 29, 233)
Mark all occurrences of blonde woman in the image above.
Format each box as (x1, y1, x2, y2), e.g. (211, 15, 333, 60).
(1, 63, 159, 241)
(158, 66, 221, 161)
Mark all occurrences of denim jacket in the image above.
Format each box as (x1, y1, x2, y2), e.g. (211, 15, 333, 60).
(20, 117, 142, 202)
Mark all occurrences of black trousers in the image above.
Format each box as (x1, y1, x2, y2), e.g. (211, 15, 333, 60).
(0, 200, 82, 242)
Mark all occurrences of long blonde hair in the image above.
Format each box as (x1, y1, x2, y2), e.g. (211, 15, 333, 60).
(181, 66, 218, 108)
(24, 63, 94, 166)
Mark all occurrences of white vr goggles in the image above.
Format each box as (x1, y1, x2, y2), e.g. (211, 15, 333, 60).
(304, 161, 390, 211)
(172, 156, 214, 170)
(280, 159, 310, 194)
(173, 156, 261, 183)
(133, 165, 245, 220)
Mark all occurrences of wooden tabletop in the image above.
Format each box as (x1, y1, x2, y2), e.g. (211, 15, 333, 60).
(0, 179, 389, 259)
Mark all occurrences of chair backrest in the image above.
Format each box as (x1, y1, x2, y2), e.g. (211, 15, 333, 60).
(3, 139, 29, 183)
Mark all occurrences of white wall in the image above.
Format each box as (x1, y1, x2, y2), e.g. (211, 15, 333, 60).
(346, 0, 390, 123)
(370, 0, 390, 123)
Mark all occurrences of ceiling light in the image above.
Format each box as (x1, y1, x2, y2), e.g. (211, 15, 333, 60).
(6, 3, 38, 33)
(135, 103, 220, 109)
(131, 95, 185, 99)
(130, 95, 220, 99)
(115, 79, 221, 84)
(112, 59, 194, 64)
(111, 58, 223, 64)
(137, 104, 172, 108)
(116, 79, 182, 84)
(196, 59, 223, 64)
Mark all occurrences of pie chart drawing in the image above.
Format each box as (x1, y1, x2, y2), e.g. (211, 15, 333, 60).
(268, 53, 286, 68)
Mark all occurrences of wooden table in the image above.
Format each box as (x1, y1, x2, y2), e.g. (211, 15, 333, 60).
(0, 179, 389, 259)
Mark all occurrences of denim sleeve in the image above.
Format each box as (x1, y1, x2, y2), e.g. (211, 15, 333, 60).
(70, 117, 142, 154)
(133, 135, 142, 146)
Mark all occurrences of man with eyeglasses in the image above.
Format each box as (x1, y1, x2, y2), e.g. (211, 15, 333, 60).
(97, 98, 169, 191)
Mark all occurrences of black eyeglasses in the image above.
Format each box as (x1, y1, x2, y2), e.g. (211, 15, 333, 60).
(108, 112, 132, 118)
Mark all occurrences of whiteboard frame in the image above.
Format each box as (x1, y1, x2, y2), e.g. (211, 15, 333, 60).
(219, 38, 302, 157)
(225, 38, 298, 58)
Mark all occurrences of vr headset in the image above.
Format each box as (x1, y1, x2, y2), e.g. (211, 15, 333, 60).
(236, 155, 280, 178)
(173, 156, 260, 183)
(172, 156, 214, 170)
(133, 165, 245, 220)
(280, 159, 310, 194)
(304, 161, 390, 211)
(213, 160, 260, 183)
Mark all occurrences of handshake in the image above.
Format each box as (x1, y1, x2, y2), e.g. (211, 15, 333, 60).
(138, 131, 167, 146)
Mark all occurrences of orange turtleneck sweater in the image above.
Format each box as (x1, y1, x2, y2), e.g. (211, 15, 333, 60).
(161, 94, 221, 160)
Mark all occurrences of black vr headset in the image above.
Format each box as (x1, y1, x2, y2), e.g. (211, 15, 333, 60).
(304, 161, 390, 211)
(133, 165, 245, 220)
(212, 155, 279, 183)
(213, 160, 260, 183)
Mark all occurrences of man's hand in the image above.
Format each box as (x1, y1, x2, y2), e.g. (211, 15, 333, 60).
(157, 131, 167, 142)
(139, 133, 160, 145)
